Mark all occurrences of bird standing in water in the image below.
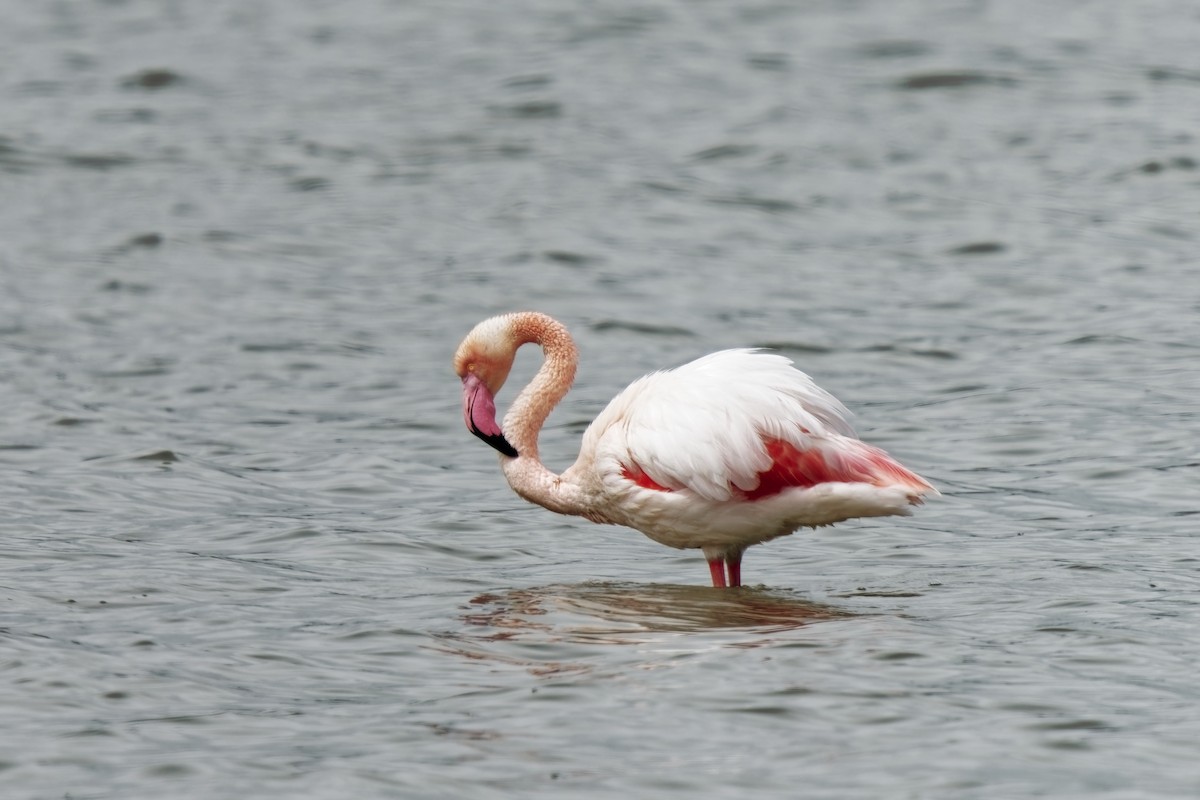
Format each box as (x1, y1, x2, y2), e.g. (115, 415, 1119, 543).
(454, 312, 935, 588)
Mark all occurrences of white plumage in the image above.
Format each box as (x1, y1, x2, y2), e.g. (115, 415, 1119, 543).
(580, 348, 855, 501)
(455, 312, 935, 588)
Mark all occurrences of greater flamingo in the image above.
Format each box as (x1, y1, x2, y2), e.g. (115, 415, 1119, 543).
(454, 312, 936, 588)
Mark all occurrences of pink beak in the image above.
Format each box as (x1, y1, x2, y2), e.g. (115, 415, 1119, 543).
(462, 373, 518, 458)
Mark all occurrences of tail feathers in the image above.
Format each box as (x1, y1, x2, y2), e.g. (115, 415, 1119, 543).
(844, 440, 937, 502)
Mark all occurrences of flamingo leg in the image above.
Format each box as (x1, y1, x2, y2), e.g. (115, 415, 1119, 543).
(707, 558, 727, 588)
(726, 554, 742, 588)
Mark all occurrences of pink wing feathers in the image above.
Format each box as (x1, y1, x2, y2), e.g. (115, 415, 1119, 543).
(744, 438, 933, 501)
(583, 349, 931, 502)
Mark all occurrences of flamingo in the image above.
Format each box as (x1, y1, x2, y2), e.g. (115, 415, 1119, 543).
(454, 312, 936, 588)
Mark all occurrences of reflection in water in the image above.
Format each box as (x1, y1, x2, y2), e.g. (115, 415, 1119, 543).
(432, 583, 852, 675)
(468, 582, 851, 637)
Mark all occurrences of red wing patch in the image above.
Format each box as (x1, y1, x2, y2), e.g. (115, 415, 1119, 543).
(621, 462, 673, 492)
(744, 438, 930, 500)
(622, 440, 930, 499)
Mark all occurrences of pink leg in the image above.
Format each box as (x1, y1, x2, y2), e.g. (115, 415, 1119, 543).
(707, 558, 727, 588)
(726, 554, 742, 588)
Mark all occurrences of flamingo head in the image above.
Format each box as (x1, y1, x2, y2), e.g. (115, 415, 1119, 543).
(454, 316, 519, 458)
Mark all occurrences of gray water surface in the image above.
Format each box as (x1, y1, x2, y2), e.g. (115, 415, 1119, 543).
(3, 1, 1200, 798)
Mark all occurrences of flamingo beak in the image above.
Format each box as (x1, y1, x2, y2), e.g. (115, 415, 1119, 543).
(462, 373, 518, 458)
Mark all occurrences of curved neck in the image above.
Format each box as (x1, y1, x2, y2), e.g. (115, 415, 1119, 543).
(499, 313, 588, 517)
(501, 313, 578, 461)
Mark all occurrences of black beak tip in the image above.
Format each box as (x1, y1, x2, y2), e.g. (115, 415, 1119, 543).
(470, 426, 519, 458)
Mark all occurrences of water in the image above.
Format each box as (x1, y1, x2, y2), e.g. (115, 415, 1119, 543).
(3, 0, 1200, 797)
